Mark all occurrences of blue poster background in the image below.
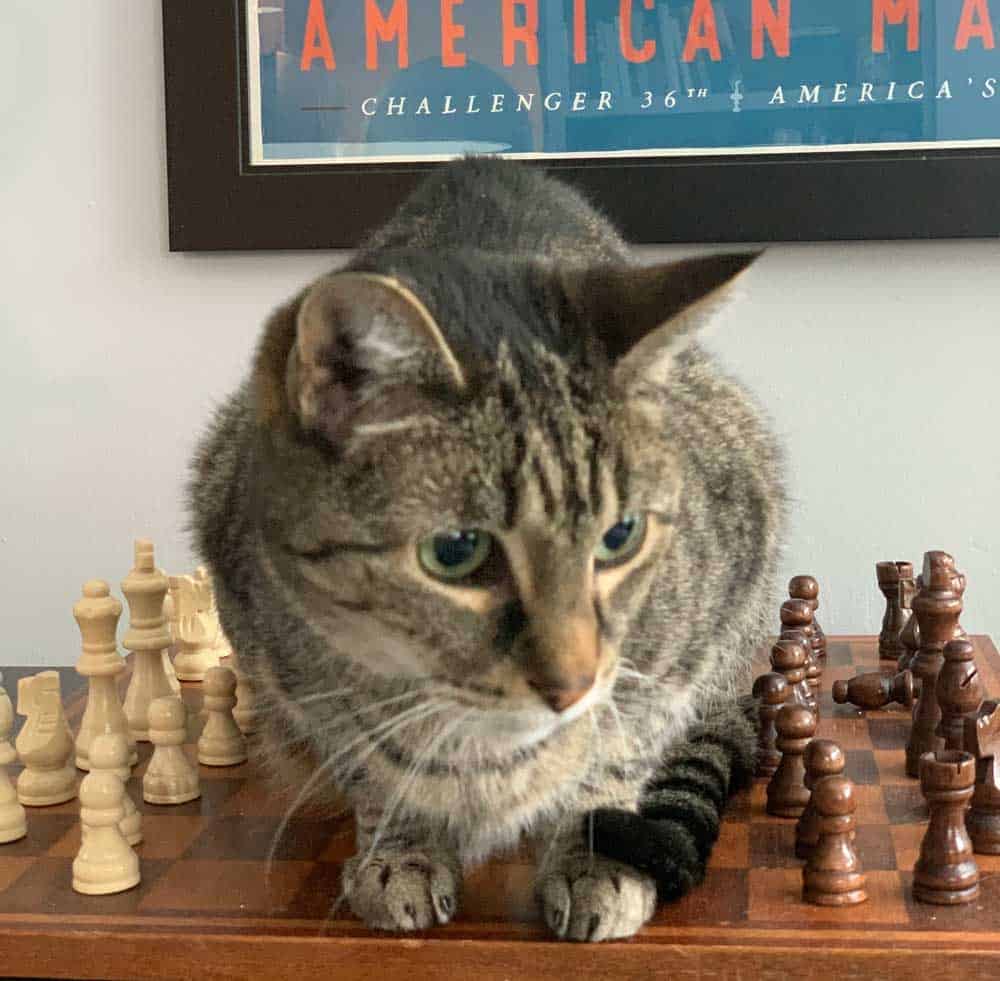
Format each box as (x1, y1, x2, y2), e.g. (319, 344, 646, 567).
(248, 0, 1000, 164)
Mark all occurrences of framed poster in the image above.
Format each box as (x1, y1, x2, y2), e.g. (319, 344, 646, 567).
(163, 0, 1000, 249)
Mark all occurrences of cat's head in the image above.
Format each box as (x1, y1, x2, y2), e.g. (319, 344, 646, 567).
(250, 252, 756, 743)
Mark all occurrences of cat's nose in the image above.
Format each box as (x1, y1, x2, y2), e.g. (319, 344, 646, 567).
(527, 676, 594, 713)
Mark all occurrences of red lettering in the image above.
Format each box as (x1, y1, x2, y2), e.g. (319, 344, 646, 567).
(872, 0, 920, 53)
(502, 0, 539, 66)
(573, 0, 588, 63)
(365, 0, 408, 70)
(683, 0, 722, 61)
(620, 0, 656, 64)
(441, 0, 466, 67)
(752, 0, 790, 58)
(300, 0, 336, 70)
(955, 0, 995, 49)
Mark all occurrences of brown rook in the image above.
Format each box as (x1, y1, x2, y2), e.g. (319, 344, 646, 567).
(876, 561, 913, 661)
(913, 750, 980, 905)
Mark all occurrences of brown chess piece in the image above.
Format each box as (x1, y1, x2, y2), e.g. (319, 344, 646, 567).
(769, 638, 813, 715)
(789, 575, 826, 663)
(795, 739, 846, 859)
(780, 600, 823, 703)
(802, 775, 868, 906)
(913, 750, 980, 904)
(753, 672, 789, 779)
(876, 561, 913, 661)
(832, 670, 914, 711)
(965, 700, 1000, 855)
(905, 552, 963, 779)
(935, 638, 983, 753)
(896, 575, 920, 674)
(766, 704, 816, 818)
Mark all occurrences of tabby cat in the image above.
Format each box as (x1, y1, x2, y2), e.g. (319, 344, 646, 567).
(190, 157, 784, 941)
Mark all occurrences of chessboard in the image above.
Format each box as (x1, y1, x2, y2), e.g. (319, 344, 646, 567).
(2, 636, 1000, 980)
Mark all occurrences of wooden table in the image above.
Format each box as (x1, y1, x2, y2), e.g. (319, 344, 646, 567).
(2, 637, 999, 979)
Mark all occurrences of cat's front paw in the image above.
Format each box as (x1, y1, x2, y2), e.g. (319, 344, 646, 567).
(537, 855, 657, 942)
(343, 850, 459, 932)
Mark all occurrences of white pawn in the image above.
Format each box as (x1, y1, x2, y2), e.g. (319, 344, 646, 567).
(198, 666, 247, 766)
(0, 673, 27, 843)
(16, 671, 76, 806)
(72, 761, 140, 895)
(231, 654, 257, 736)
(89, 732, 142, 846)
(73, 580, 137, 770)
(143, 696, 200, 805)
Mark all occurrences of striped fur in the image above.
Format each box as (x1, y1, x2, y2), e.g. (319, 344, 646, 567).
(188, 158, 785, 940)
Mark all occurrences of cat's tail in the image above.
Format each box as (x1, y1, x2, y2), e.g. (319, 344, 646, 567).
(590, 697, 758, 900)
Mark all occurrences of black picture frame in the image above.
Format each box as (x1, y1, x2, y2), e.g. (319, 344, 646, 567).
(163, 0, 1000, 251)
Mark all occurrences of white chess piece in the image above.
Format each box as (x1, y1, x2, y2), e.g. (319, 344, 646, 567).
(72, 761, 140, 895)
(89, 731, 142, 846)
(198, 666, 247, 766)
(171, 574, 221, 682)
(73, 580, 137, 770)
(160, 584, 182, 695)
(15, 671, 76, 806)
(231, 653, 257, 736)
(195, 566, 232, 661)
(121, 540, 176, 742)
(0, 674, 27, 843)
(143, 696, 200, 805)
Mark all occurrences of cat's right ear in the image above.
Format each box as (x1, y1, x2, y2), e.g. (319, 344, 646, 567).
(563, 252, 760, 392)
(253, 272, 465, 442)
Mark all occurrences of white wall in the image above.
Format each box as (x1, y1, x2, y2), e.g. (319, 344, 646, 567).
(1, 1, 997, 668)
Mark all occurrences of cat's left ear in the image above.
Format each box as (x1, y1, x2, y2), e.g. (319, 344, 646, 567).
(565, 252, 761, 390)
(285, 272, 466, 440)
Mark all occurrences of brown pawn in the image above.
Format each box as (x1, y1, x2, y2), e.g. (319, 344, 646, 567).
(896, 575, 920, 674)
(769, 638, 813, 714)
(935, 638, 983, 753)
(832, 670, 914, 711)
(789, 575, 826, 662)
(779, 628, 819, 716)
(905, 552, 963, 778)
(766, 704, 816, 818)
(795, 739, 846, 859)
(780, 599, 822, 695)
(802, 775, 868, 906)
(876, 561, 913, 661)
(965, 700, 1000, 854)
(753, 673, 789, 779)
(913, 750, 980, 905)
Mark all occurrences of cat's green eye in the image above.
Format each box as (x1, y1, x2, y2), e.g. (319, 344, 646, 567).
(418, 529, 493, 581)
(594, 513, 648, 568)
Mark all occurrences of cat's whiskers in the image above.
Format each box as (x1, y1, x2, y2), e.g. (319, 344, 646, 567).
(265, 699, 452, 894)
(603, 695, 631, 760)
(293, 685, 358, 706)
(344, 707, 475, 924)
